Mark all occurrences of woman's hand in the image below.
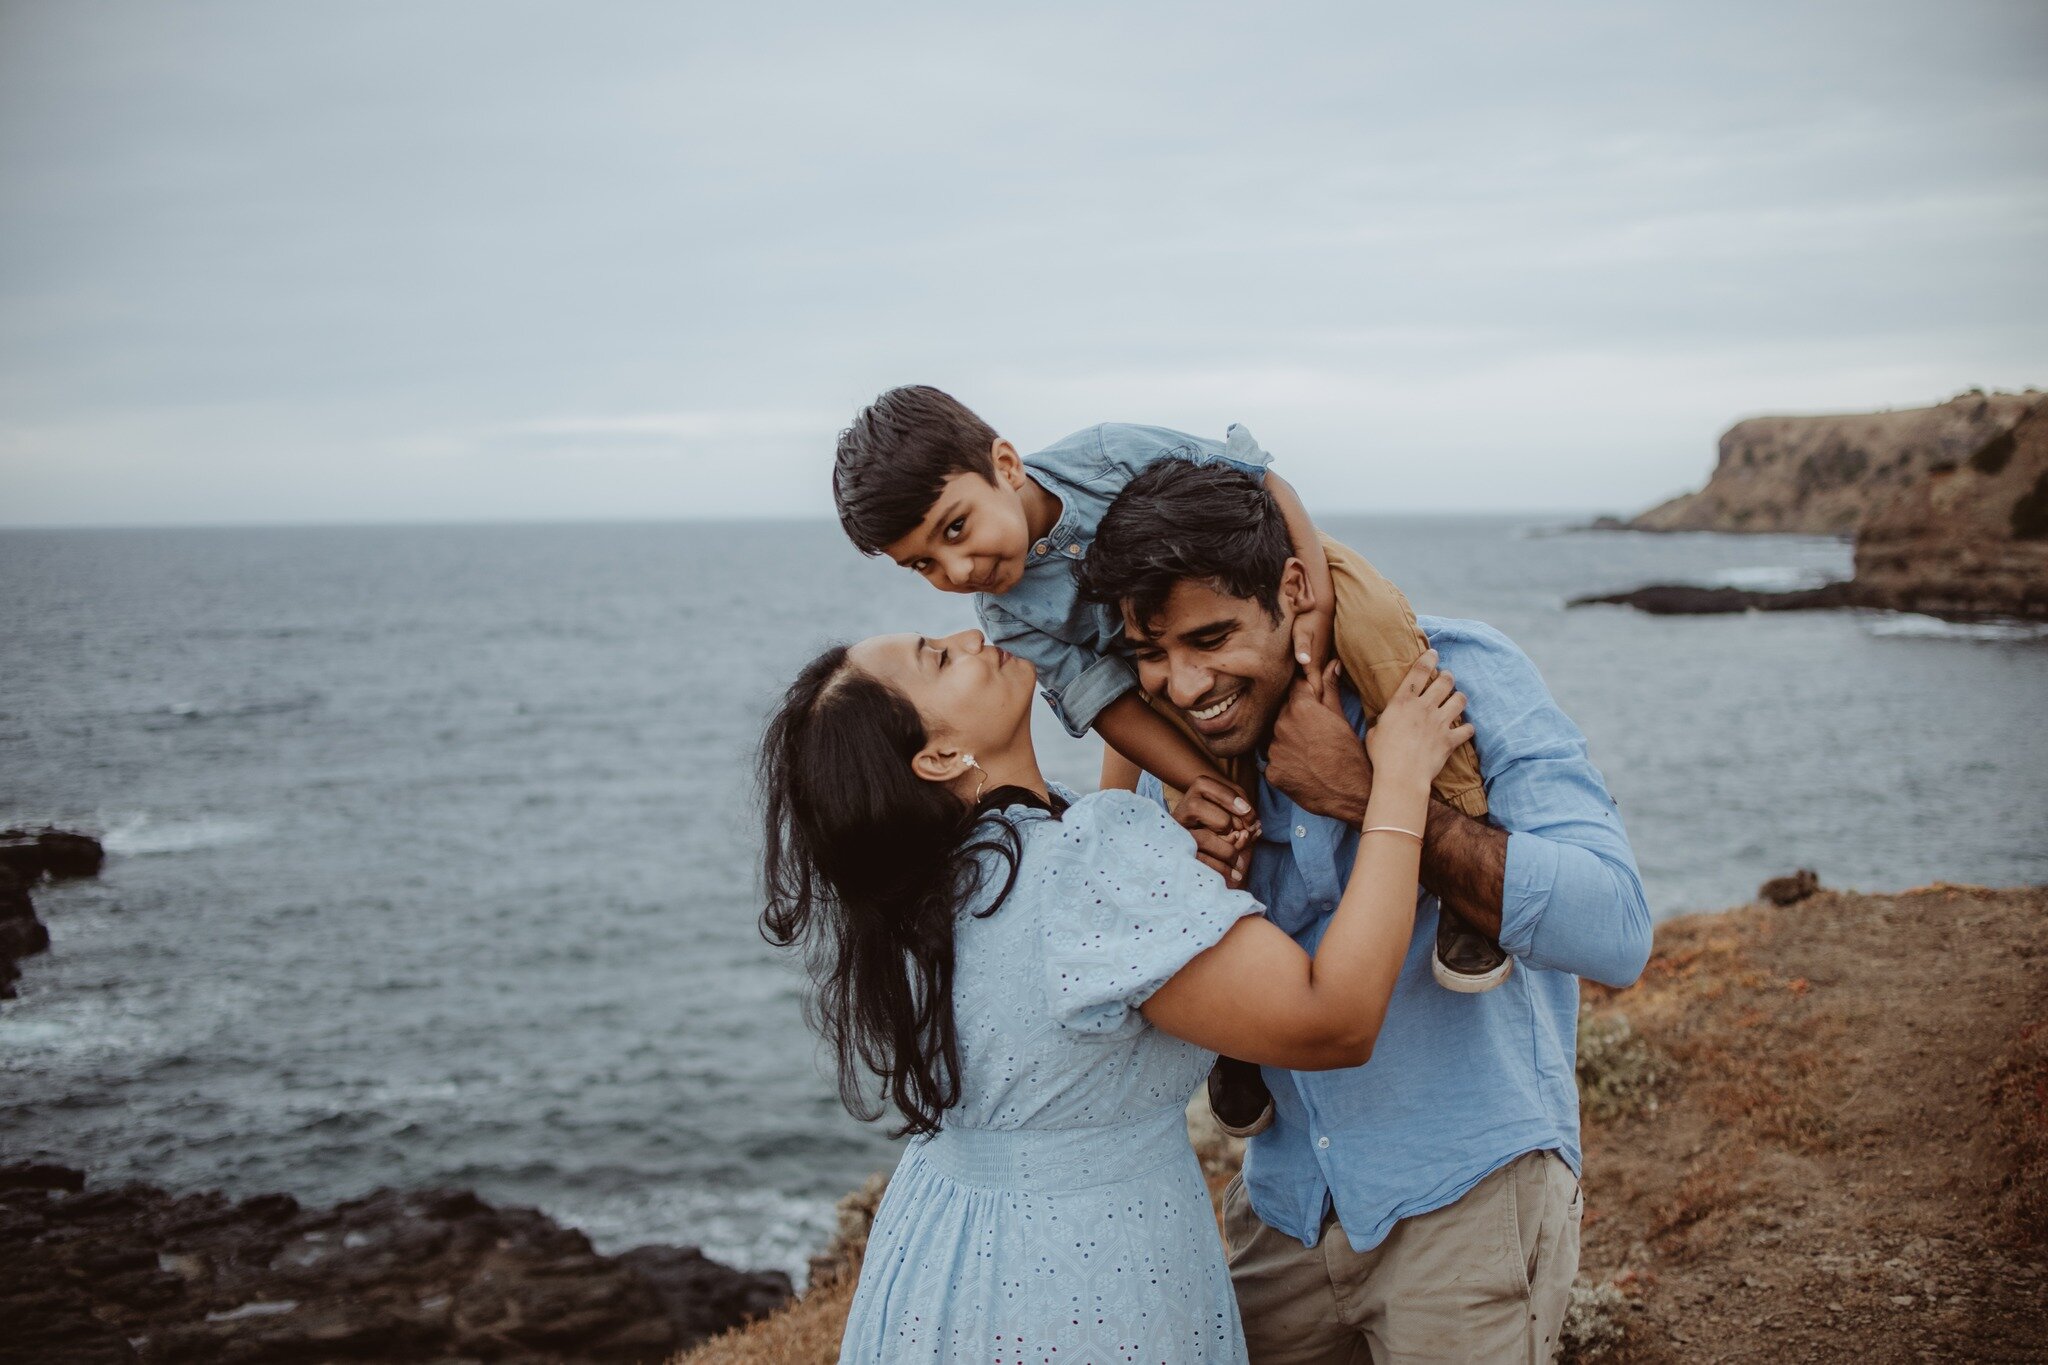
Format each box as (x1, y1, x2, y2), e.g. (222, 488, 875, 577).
(1364, 651, 1472, 791)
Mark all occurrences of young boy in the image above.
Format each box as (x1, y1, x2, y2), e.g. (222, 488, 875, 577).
(832, 386, 1503, 1132)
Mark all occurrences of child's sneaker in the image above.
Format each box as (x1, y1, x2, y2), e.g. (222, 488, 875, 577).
(1432, 914, 1512, 993)
(1206, 1055, 1274, 1139)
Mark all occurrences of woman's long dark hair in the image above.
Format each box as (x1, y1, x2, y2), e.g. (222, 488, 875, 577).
(758, 645, 1027, 1137)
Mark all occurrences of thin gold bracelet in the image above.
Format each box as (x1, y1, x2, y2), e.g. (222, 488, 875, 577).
(1360, 825, 1424, 842)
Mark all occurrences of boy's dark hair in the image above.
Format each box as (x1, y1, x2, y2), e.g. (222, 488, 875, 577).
(833, 386, 1000, 554)
(1078, 460, 1292, 629)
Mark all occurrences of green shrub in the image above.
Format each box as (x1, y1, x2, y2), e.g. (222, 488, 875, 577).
(1577, 1010, 1663, 1123)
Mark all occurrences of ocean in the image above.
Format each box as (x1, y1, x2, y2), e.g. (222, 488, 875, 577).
(2, 517, 2043, 1280)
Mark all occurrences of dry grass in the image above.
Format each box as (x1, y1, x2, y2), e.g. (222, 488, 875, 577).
(673, 1276, 856, 1365)
(1575, 883, 2048, 1363)
(679, 884, 2048, 1364)
(1987, 1017, 2048, 1242)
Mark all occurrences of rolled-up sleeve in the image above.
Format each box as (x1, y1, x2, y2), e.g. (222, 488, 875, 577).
(1437, 621, 1652, 989)
(978, 598, 1138, 738)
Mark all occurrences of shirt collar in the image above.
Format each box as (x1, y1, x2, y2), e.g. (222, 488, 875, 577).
(1019, 463, 1087, 564)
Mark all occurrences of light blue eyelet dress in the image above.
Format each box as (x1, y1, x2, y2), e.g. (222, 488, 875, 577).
(837, 788, 1265, 1364)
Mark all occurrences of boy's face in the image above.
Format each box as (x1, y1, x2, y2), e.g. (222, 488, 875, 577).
(880, 440, 1035, 595)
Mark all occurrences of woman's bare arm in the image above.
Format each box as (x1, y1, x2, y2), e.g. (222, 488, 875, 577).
(1140, 819, 1420, 1069)
(1139, 657, 1469, 1070)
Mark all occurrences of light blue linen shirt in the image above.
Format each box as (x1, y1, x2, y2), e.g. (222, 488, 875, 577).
(974, 423, 1271, 737)
(1143, 616, 1652, 1250)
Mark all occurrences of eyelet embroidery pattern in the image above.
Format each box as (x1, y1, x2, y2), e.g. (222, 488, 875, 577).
(836, 790, 1263, 1363)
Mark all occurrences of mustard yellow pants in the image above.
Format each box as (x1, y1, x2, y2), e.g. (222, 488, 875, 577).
(1322, 534, 1487, 818)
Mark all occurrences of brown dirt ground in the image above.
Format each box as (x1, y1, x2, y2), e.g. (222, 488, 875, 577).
(676, 884, 2048, 1364)
(1574, 883, 2048, 1364)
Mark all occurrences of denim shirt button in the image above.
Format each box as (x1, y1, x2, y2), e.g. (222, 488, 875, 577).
(1293, 825, 1307, 839)
(1064, 544, 1081, 557)
(1316, 1136, 1330, 1150)
(1032, 540, 1050, 556)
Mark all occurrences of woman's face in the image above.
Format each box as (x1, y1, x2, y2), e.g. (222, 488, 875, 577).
(846, 629, 1036, 782)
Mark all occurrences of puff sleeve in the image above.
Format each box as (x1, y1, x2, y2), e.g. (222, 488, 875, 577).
(1039, 791, 1265, 1034)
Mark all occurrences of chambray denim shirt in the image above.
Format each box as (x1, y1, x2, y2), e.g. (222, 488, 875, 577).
(1142, 617, 1652, 1251)
(974, 423, 1271, 738)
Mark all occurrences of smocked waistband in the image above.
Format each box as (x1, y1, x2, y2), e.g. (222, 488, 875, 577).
(913, 1106, 1191, 1193)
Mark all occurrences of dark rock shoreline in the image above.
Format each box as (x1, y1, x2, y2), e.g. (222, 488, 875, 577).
(0, 826, 105, 998)
(1, 825, 793, 1361)
(0, 1162, 793, 1364)
(1569, 581, 1863, 616)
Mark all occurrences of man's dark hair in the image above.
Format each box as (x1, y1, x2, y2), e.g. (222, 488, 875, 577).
(1078, 460, 1292, 628)
(832, 386, 1000, 554)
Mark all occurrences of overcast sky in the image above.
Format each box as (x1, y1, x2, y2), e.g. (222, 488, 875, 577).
(1, 1, 2043, 527)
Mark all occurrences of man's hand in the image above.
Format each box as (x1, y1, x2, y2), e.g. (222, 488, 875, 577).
(1170, 773, 1258, 886)
(1265, 661, 1373, 825)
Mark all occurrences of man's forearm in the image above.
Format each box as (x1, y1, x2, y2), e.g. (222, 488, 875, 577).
(1420, 797, 1506, 939)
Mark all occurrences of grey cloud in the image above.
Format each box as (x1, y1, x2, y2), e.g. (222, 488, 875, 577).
(1, 0, 2043, 524)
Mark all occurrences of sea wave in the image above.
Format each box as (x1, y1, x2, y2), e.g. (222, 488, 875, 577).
(143, 693, 323, 727)
(100, 813, 268, 856)
(545, 1181, 841, 1285)
(1862, 615, 2048, 642)
(1691, 566, 1838, 592)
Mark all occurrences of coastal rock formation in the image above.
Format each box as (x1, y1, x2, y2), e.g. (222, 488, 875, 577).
(0, 867, 51, 998)
(1757, 869, 1821, 906)
(0, 1168, 792, 1364)
(0, 827, 108, 882)
(1850, 397, 2048, 619)
(0, 828, 102, 998)
(1629, 389, 2041, 536)
(1584, 394, 2048, 622)
(1568, 583, 1859, 615)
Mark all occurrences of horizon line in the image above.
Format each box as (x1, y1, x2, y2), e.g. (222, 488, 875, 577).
(0, 504, 1645, 535)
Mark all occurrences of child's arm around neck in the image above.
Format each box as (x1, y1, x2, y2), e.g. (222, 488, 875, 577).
(1264, 471, 1337, 674)
(1093, 695, 1256, 885)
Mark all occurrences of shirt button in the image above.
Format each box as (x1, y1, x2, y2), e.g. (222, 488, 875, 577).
(1293, 825, 1307, 839)
(1033, 540, 1050, 556)
(1064, 544, 1081, 556)
(1317, 1136, 1331, 1150)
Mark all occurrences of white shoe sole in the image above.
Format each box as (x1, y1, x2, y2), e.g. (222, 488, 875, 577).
(1214, 1104, 1274, 1140)
(1432, 950, 1512, 993)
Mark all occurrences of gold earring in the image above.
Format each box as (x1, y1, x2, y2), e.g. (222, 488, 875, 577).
(964, 755, 988, 803)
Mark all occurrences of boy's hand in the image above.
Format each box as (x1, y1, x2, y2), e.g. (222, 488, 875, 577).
(1171, 774, 1260, 886)
(1266, 661, 1374, 826)
(1290, 599, 1335, 681)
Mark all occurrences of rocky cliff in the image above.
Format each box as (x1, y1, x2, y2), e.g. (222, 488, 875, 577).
(1851, 396, 2048, 619)
(1630, 390, 2042, 536)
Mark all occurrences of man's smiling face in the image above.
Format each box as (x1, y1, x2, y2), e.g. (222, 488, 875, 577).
(1120, 562, 1307, 759)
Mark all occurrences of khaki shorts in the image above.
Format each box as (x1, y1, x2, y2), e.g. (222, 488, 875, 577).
(1223, 1150, 1582, 1365)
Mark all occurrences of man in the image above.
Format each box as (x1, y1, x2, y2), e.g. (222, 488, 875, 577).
(1078, 458, 1652, 1363)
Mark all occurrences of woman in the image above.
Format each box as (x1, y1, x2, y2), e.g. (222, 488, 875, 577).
(759, 628, 1470, 1362)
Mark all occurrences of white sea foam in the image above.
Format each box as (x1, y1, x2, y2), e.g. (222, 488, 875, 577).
(1692, 566, 1837, 592)
(100, 813, 267, 856)
(552, 1183, 840, 1286)
(1863, 614, 2048, 642)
